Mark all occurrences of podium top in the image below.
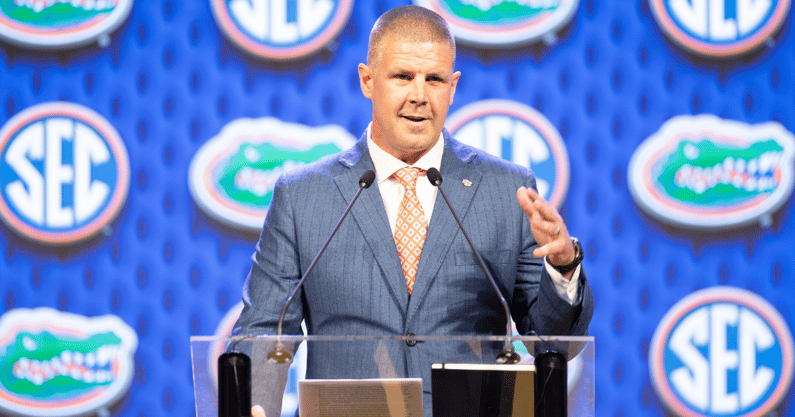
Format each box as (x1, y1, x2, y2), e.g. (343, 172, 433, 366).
(191, 335, 594, 417)
(191, 334, 593, 343)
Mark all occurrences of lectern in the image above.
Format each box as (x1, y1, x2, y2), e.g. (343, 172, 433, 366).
(191, 335, 594, 417)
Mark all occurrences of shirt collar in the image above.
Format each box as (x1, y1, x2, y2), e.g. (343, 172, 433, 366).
(366, 122, 445, 185)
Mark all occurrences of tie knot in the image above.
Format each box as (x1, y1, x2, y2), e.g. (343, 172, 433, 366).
(395, 167, 423, 189)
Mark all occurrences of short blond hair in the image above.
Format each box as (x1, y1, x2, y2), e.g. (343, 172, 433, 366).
(367, 5, 456, 69)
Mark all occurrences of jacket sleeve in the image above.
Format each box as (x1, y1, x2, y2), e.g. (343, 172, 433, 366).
(511, 177, 594, 337)
(231, 174, 305, 339)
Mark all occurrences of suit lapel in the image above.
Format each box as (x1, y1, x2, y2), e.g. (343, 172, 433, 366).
(406, 135, 481, 325)
(334, 138, 410, 310)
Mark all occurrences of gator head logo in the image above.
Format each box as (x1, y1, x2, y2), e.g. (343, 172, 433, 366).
(189, 118, 356, 231)
(649, 287, 794, 417)
(414, 0, 578, 46)
(0, 0, 134, 49)
(628, 115, 795, 229)
(446, 99, 570, 208)
(0, 102, 131, 245)
(0, 308, 138, 417)
(210, 0, 354, 60)
(649, 0, 791, 57)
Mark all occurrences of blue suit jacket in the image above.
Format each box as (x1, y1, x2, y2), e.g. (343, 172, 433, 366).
(233, 130, 593, 413)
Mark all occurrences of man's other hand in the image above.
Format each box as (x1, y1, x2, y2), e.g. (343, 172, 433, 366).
(516, 187, 576, 279)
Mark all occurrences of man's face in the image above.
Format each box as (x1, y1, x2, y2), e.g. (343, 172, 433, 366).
(358, 35, 460, 164)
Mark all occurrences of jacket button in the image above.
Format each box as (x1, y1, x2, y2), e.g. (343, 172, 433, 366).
(406, 333, 416, 347)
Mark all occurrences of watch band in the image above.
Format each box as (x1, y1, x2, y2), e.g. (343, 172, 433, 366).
(550, 237, 583, 275)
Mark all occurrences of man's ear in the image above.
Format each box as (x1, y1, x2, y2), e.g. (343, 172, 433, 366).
(358, 63, 374, 99)
(449, 71, 461, 104)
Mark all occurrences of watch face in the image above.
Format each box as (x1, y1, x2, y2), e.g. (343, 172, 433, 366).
(566, 238, 583, 264)
(550, 238, 583, 274)
(573, 238, 584, 262)
(549, 237, 583, 274)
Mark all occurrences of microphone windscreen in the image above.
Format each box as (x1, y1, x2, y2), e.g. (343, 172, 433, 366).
(218, 352, 251, 417)
(359, 170, 376, 188)
(426, 167, 442, 185)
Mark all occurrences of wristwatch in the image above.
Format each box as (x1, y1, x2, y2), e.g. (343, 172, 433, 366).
(550, 237, 583, 275)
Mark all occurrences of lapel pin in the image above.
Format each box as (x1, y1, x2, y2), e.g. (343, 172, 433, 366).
(462, 179, 472, 187)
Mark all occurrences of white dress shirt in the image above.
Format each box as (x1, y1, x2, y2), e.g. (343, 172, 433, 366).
(365, 124, 579, 304)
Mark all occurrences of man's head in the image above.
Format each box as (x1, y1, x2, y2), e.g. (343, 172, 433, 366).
(358, 6, 460, 164)
(366, 6, 456, 70)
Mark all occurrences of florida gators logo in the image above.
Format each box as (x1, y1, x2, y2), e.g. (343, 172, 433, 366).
(0, 0, 134, 48)
(0, 308, 138, 417)
(189, 117, 356, 231)
(414, 0, 578, 46)
(210, 0, 354, 60)
(649, 0, 791, 57)
(628, 114, 795, 229)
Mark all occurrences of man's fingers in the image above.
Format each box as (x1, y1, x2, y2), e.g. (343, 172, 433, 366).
(530, 215, 561, 237)
(516, 187, 538, 218)
(519, 187, 561, 223)
(522, 186, 541, 200)
(533, 235, 570, 259)
(532, 196, 561, 223)
(520, 187, 573, 263)
(533, 238, 558, 256)
(252, 405, 266, 417)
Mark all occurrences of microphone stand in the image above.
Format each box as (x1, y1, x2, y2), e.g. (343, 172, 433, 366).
(426, 168, 520, 364)
(267, 170, 376, 364)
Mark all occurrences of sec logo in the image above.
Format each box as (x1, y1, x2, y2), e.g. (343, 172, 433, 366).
(649, 0, 791, 57)
(210, 0, 354, 60)
(649, 287, 794, 417)
(446, 99, 570, 208)
(0, 102, 130, 245)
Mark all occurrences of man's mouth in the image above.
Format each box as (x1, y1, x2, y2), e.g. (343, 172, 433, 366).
(402, 115, 428, 123)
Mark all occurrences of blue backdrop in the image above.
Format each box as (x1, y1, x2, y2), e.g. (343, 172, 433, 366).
(0, 1, 793, 416)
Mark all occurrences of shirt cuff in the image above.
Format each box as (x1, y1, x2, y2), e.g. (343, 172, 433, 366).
(544, 258, 581, 305)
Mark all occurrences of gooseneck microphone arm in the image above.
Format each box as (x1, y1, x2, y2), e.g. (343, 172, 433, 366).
(267, 170, 376, 364)
(426, 167, 519, 364)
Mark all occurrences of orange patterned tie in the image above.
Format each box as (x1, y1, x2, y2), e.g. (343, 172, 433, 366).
(393, 167, 427, 294)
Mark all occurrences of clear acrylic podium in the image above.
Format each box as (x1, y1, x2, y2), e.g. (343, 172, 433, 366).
(191, 335, 594, 417)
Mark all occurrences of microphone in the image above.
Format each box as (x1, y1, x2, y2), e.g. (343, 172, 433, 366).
(528, 330, 568, 417)
(218, 352, 251, 417)
(267, 170, 376, 364)
(426, 168, 520, 364)
(535, 350, 567, 417)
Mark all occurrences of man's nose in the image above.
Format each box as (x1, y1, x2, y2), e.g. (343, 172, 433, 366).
(408, 79, 427, 104)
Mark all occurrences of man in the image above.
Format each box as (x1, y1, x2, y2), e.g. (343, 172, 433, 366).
(236, 5, 593, 416)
